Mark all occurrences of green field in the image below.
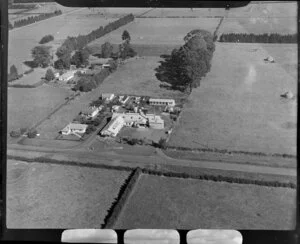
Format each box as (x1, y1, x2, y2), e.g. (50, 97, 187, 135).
(113, 174, 296, 229)
(7, 159, 131, 228)
(168, 43, 297, 155)
(7, 85, 72, 135)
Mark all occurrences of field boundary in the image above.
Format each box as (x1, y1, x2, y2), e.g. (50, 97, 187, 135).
(140, 168, 296, 189)
(166, 146, 296, 159)
(102, 168, 142, 228)
(7, 155, 296, 189)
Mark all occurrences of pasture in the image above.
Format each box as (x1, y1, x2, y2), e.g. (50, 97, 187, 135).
(6, 159, 131, 228)
(89, 56, 185, 99)
(88, 17, 220, 46)
(168, 43, 297, 155)
(9, 67, 46, 86)
(112, 174, 296, 229)
(7, 85, 72, 136)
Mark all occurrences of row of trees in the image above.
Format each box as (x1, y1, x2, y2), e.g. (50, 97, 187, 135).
(155, 29, 215, 93)
(39, 34, 54, 44)
(54, 14, 135, 69)
(219, 33, 297, 43)
(9, 3, 36, 9)
(13, 10, 62, 29)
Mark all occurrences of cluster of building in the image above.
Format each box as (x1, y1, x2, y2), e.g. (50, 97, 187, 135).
(60, 93, 176, 139)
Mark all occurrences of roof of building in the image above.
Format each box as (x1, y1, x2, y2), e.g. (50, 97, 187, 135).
(149, 98, 175, 102)
(62, 123, 88, 132)
(60, 70, 76, 79)
(91, 58, 113, 65)
(81, 106, 99, 115)
(102, 93, 115, 98)
(102, 116, 124, 133)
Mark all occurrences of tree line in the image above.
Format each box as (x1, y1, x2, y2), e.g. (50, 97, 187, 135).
(9, 4, 36, 9)
(155, 29, 215, 93)
(13, 10, 62, 29)
(54, 14, 135, 69)
(219, 33, 297, 43)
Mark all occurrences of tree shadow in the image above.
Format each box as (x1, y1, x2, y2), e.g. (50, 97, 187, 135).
(23, 60, 38, 69)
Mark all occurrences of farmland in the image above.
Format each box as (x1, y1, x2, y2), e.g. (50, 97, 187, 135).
(93, 56, 185, 99)
(168, 42, 297, 155)
(219, 2, 297, 34)
(112, 174, 296, 229)
(6, 159, 131, 228)
(8, 8, 115, 72)
(7, 85, 72, 136)
(88, 17, 220, 46)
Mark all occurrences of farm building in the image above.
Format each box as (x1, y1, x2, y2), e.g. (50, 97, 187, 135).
(102, 93, 115, 101)
(100, 116, 125, 137)
(60, 123, 88, 135)
(112, 112, 148, 127)
(113, 112, 164, 129)
(149, 98, 175, 107)
(119, 95, 131, 105)
(58, 70, 77, 82)
(81, 106, 101, 118)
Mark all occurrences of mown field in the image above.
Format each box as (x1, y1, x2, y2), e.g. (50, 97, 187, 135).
(219, 2, 296, 34)
(112, 174, 296, 229)
(6, 159, 131, 228)
(7, 85, 72, 135)
(168, 43, 297, 155)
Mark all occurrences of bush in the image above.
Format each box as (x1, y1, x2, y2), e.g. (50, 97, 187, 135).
(158, 138, 167, 149)
(10, 130, 21, 138)
(86, 125, 97, 134)
(39, 34, 54, 44)
(45, 68, 55, 81)
(27, 129, 37, 138)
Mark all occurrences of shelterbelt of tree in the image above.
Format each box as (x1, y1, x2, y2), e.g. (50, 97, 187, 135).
(219, 33, 297, 43)
(54, 14, 135, 69)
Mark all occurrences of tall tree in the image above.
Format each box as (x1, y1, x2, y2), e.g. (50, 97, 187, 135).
(9, 65, 18, 79)
(122, 30, 131, 42)
(71, 49, 90, 68)
(101, 42, 113, 58)
(45, 68, 55, 81)
(31, 46, 52, 68)
(155, 29, 215, 93)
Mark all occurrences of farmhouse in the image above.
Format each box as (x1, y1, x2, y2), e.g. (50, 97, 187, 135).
(100, 116, 125, 137)
(102, 93, 115, 101)
(58, 70, 76, 82)
(60, 123, 88, 135)
(149, 98, 175, 107)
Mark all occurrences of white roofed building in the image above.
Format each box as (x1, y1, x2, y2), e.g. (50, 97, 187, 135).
(149, 98, 175, 107)
(60, 123, 88, 136)
(100, 116, 125, 137)
(58, 70, 77, 82)
(102, 93, 115, 101)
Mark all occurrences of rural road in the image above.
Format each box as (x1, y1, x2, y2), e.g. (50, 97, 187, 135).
(7, 143, 296, 177)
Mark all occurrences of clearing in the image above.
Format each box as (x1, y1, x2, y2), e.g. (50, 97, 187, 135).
(168, 43, 297, 155)
(6, 159, 131, 228)
(112, 174, 296, 229)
